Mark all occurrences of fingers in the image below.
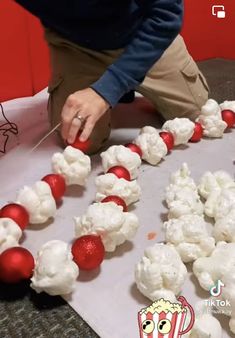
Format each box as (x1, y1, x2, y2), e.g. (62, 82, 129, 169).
(79, 118, 95, 141)
(67, 117, 83, 144)
(60, 88, 108, 143)
(61, 94, 78, 141)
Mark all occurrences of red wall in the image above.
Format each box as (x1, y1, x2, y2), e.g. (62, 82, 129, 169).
(0, 0, 235, 102)
(181, 0, 235, 60)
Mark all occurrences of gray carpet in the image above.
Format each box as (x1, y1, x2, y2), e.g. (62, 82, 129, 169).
(198, 58, 235, 102)
(0, 58, 234, 338)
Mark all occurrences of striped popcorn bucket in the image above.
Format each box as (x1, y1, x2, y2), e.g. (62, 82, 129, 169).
(138, 296, 195, 338)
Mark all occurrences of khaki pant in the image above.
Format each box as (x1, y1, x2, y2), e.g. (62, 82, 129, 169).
(45, 30, 209, 154)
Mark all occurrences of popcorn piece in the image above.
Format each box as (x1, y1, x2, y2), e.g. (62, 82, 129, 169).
(0, 218, 22, 253)
(213, 209, 235, 242)
(201, 99, 221, 116)
(204, 188, 235, 220)
(193, 241, 235, 290)
(16, 181, 56, 224)
(193, 242, 235, 335)
(198, 170, 235, 200)
(220, 100, 235, 113)
(135, 243, 187, 302)
(162, 118, 195, 145)
(74, 202, 139, 252)
(197, 115, 227, 138)
(140, 126, 159, 135)
(134, 129, 167, 165)
(197, 99, 227, 138)
(167, 189, 204, 219)
(31, 240, 79, 296)
(166, 163, 203, 219)
(163, 215, 215, 262)
(95, 173, 141, 206)
(169, 163, 197, 190)
(101, 145, 141, 179)
(52, 146, 91, 186)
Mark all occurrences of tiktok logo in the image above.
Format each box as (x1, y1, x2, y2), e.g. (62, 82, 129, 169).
(210, 280, 225, 297)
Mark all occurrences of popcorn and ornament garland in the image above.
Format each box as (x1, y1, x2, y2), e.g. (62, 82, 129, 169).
(0, 98, 235, 335)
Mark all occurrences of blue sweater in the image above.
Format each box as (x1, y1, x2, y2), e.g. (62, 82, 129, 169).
(15, 0, 183, 107)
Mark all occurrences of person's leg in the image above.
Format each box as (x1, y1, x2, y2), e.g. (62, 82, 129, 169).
(45, 29, 123, 154)
(137, 35, 209, 121)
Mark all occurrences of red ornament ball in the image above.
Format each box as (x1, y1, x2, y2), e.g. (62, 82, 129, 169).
(72, 235, 105, 270)
(124, 143, 142, 158)
(68, 132, 91, 153)
(101, 195, 127, 212)
(190, 122, 203, 142)
(107, 166, 131, 181)
(159, 131, 174, 151)
(221, 110, 235, 128)
(42, 174, 66, 201)
(0, 247, 35, 284)
(0, 203, 29, 230)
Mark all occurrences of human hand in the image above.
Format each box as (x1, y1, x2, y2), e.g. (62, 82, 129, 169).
(61, 88, 110, 144)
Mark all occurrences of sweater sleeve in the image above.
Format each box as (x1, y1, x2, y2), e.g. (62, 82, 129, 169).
(91, 0, 183, 107)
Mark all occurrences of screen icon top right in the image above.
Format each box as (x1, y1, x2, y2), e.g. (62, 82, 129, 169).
(212, 5, 226, 18)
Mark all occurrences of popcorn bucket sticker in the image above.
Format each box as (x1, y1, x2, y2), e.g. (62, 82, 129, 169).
(138, 296, 195, 338)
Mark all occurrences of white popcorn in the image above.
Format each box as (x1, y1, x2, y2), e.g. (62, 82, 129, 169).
(167, 187, 204, 219)
(74, 202, 139, 252)
(162, 118, 195, 145)
(166, 164, 203, 219)
(193, 242, 235, 334)
(163, 215, 215, 262)
(16, 181, 56, 224)
(101, 145, 141, 180)
(0, 218, 22, 253)
(135, 243, 187, 302)
(197, 99, 227, 138)
(201, 99, 221, 116)
(213, 209, 235, 242)
(140, 126, 159, 135)
(169, 163, 197, 190)
(52, 146, 91, 186)
(134, 130, 167, 165)
(193, 241, 235, 290)
(204, 188, 235, 220)
(197, 114, 227, 138)
(31, 240, 79, 296)
(198, 170, 235, 200)
(95, 173, 141, 206)
(220, 100, 235, 113)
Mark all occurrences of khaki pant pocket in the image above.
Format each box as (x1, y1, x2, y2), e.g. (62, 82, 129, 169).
(180, 58, 209, 108)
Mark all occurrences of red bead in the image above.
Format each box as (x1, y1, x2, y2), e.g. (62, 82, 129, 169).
(0, 203, 29, 230)
(190, 122, 203, 142)
(107, 166, 131, 181)
(221, 110, 235, 128)
(67, 132, 91, 153)
(124, 143, 142, 158)
(72, 235, 105, 270)
(159, 132, 174, 151)
(101, 195, 127, 212)
(42, 174, 66, 202)
(0, 247, 35, 283)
